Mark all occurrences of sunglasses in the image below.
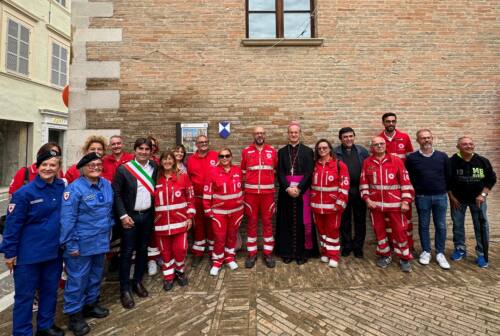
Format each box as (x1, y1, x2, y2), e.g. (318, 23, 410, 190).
(218, 154, 231, 159)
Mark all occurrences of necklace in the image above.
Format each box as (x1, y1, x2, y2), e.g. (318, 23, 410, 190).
(288, 144, 300, 176)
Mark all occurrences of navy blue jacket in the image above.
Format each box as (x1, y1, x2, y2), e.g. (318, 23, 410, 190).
(0, 175, 65, 264)
(60, 176, 114, 257)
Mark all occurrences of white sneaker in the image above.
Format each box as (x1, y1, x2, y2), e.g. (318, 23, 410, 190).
(148, 260, 158, 276)
(209, 266, 220, 276)
(320, 256, 329, 263)
(227, 261, 239, 270)
(419, 251, 431, 265)
(436, 253, 451, 270)
(328, 259, 338, 268)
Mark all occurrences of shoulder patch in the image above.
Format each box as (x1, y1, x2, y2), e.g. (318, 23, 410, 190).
(8, 203, 15, 213)
(210, 160, 216, 166)
(63, 192, 70, 201)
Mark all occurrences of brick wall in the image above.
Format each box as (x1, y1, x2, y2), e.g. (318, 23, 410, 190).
(80, 0, 499, 236)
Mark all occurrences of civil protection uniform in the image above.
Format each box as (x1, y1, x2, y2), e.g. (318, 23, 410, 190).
(187, 150, 218, 256)
(310, 159, 350, 261)
(360, 154, 414, 261)
(60, 176, 114, 315)
(379, 129, 415, 250)
(154, 173, 196, 281)
(241, 144, 277, 257)
(203, 165, 244, 269)
(0, 175, 65, 336)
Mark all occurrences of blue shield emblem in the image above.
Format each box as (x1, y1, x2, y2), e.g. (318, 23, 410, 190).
(218, 121, 231, 139)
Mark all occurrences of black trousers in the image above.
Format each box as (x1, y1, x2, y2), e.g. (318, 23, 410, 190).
(340, 189, 367, 252)
(119, 210, 153, 292)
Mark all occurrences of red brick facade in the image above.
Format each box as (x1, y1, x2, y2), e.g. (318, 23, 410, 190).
(82, 0, 499, 233)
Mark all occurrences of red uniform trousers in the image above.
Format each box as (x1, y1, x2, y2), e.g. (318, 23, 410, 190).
(156, 232, 188, 281)
(191, 197, 214, 256)
(147, 238, 161, 262)
(211, 210, 244, 268)
(371, 210, 412, 261)
(313, 212, 342, 261)
(385, 208, 414, 251)
(244, 193, 275, 257)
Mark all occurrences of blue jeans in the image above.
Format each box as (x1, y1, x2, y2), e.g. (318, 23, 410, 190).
(415, 193, 448, 254)
(451, 201, 489, 256)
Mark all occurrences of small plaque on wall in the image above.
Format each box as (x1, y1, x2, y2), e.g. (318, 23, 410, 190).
(176, 122, 208, 153)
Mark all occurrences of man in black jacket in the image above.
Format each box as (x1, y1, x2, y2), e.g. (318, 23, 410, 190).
(448, 136, 496, 268)
(113, 138, 158, 308)
(334, 127, 369, 258)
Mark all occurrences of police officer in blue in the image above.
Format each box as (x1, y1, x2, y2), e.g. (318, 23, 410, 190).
(60, 152, 114, 336)
(0, 150, 65, 336)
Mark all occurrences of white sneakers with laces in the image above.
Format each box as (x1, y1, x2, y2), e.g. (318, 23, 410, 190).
(436, 253, 451, 270)
(328, 259, 338, 268)
(418, 251, 431, 265)
(227, 261, 239, 270)
(320, 256, 329, 263)
(147, 260, 158, 276)
(209, 266, 220, 276)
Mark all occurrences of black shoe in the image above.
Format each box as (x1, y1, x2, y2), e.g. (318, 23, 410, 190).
(120, 291, 135, 309)
(296, 258, 308, 265)
(163, 280, 174, 291)
(263, 255, 276, 268)
(68, 312, 90, 336)
(191, 255, 203, 267)
(245, 255, 257, 268)
(341, 249, 351, 257)
(132, 281, 149, 298)
(353, 250, 364, 258)
(83, 303, 109, 318)
(282, 257, 293, 264)
(175, 271, 188, 287)
(36, 325, 65, 336)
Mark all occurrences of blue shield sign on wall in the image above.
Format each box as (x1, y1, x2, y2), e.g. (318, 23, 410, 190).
(219, 121, 231, 139)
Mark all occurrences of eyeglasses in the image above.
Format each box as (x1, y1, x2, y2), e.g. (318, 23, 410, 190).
(197, 141, 209, 145)
(218, 154, 231, 159)
(371, 142, 386, 147)
(317, 146, 329, 151)
(87, 163, 103, 170)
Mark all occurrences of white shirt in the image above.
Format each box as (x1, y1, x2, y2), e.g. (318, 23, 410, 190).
(133, 160, 154, 211)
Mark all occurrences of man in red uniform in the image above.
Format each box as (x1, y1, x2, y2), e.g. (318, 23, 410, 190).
(379, 112, 415, 253)
(241, 126, 277, 269)
(360, 136, 415, 272)
(187, 135, 219, 266)
(102, 135, 134, 182)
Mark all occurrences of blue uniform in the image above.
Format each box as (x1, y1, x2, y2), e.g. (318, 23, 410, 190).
(0, 175, 65, 336)
(60, 176, 114, 314)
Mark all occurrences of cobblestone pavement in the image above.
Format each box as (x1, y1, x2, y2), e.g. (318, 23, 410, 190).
(1, 240, 499, 335)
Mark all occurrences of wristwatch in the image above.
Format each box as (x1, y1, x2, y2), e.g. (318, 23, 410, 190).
(480, 192, 488, 197)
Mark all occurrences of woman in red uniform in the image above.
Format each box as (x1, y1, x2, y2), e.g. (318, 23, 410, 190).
(310, 139, 350, 268)
(203, 148, 244, 276)
(154, 151, 195, 291)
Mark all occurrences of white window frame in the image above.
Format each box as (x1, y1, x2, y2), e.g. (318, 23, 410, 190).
(54, 0, 67, 8)
(5, 17, 31, 76)
(50, 41, 68, 87)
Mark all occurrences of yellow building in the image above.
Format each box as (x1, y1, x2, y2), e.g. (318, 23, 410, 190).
(0, 0, 70, 193)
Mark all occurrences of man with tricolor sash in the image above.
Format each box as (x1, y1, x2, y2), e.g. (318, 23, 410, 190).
(112, 138, 158, 309)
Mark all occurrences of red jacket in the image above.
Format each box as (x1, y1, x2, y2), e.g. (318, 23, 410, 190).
(65, 164, 80, 184)
(240, 144, 277, 194)
(360, 154, 414, 212)
(379, 129, 414, 162)
(154, 172, 195, 236)
(101, 152, 134, 182)
(9, 163, 64, 197)
(203, 165, 244, 217)
(187, 150, 219, 196)
(310, 159, 350, 214)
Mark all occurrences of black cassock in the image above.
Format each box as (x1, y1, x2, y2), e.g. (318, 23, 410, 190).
(275, 143, 319, 259)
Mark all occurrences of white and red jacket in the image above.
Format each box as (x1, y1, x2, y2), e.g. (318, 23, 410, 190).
(241, 144, 277, 194)
(101, 152, 134, 182)
(360, 154, 414, 212)
(203, 165, 244, 217)
(187, 150, 219, 196)
(154, 173, 196, 236)
(379, 129, 414, 162)
(310, 159, 350, 214)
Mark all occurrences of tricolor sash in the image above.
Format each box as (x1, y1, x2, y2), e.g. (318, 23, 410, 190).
(124, 161, 155, 195)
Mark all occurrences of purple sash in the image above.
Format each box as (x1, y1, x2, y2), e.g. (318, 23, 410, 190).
(286, 175, 313, 249)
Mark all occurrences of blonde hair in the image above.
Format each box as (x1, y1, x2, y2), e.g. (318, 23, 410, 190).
(81, 135, 107, 154)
